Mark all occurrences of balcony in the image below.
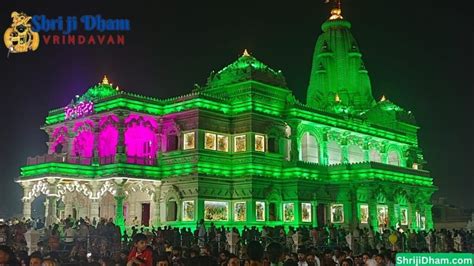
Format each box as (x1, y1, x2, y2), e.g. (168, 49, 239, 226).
(26, 153, 157, 166)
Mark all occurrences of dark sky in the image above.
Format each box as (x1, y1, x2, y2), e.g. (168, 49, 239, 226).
(0, 1, 472, 217)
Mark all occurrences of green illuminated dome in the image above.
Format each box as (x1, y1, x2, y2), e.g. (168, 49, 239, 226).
(206, 50, 287, 88)
(307, 10, 375, 113)
(78, 75, 119, 102)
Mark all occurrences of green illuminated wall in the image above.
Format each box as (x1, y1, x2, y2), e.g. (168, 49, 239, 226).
(21, 10, 436, 231)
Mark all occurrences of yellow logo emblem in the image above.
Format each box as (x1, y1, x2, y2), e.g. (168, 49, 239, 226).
(4, 11, 40, 54)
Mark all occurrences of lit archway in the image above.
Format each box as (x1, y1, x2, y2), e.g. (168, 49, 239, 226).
(370, 149, 382, 163)
(348, 144, 364, 163)
(125, 115, 158, 165)
(327, 140, 342, 165)
(99, 115, 119, 164)
(299, 132, 319, 163)
(72, 120, 95, 164)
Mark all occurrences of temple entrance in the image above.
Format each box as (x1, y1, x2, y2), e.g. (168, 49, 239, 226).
(166, 200, 177, 221)
(31, 194, 46, 220)
(269, 202, 277, 221)
(72, 208, 77, 220)
(317, 203, 327, 226)
(99, 193, 116, 220)
(141, 203, 150, 226)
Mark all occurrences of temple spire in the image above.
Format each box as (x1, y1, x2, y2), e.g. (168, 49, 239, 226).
(326, 0, 343, 20)
(101, 75, 109, 85)
(306, 0, 375, 113)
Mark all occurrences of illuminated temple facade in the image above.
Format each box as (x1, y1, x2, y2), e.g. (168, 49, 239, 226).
(18, 8, 436, 231)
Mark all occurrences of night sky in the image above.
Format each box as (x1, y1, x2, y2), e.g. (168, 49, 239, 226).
(0, 1, 472, 217)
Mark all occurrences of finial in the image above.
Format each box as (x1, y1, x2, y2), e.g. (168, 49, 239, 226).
(242, 49, 251, 57)
(326, 0, 343, 20)
(335, 93, 341, 103)
(116, 85, 120, 91)
(101, 75, 109, 85)
(380, 95, 386, 102)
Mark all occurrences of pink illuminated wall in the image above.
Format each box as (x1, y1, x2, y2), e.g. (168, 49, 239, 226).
(99, 115, 119, 158)
(124, 115, 158, 159)
(72, 120, 94, 158)
(49, 126, 68, 153)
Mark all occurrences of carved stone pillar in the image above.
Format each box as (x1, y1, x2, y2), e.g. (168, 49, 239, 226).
(90, 181, 100, 221)
(341, 136, 349, 164)
(115, 111, 129, 161)
(22, 183, 32, 219)
(153, 184, 162, 227)
(45, 179, 59, 226)
(424, 204, 434, 230)
(114, 179, 127, 233)
(363, 138, 370, 162)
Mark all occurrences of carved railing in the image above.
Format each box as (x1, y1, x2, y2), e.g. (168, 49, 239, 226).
(27, 153, 157, 166)
(26, 154, 92, 165)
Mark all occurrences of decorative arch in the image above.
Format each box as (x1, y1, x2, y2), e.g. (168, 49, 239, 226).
(23, 180, 49, 201)
(348, 144, 364, 163)
(98, 115, 119, 161)
(49, 126, 68, 153)
(265, 124, 285, 154)
(162, 120, 181, 152)
(387, 144, 403, 166)
(394, 189, 409, 205)
(369, 149, 382, 163)
(164, 185, 181, 222)
(299, 132, 320, 163)
(72, 120, 95, 162)
(373, 188, 387, 203)
(125, 181, 155, 198)
(125, 114, 158, 164)
(57, 181, 93, 201)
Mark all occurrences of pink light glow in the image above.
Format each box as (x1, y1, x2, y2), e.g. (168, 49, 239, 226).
(49, 126, 68, 153)
(99, 115, 119, 159)
(72, 120, 94, 158)
(99, 124, 118, 158)
(99, 114, 119, 128)
(125, 115, 158, 159)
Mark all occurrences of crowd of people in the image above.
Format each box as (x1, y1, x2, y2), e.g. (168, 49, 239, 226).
(0, 216, 472, 265)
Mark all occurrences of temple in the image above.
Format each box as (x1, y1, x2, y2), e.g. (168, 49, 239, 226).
(17, 5, 436, 232)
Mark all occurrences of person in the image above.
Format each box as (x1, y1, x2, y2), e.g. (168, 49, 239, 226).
(0, 245, 19, 265)
(156, 255, 169, 266)
(246, 241, 264, 266)
(41, 258, 59, 266)
(267, 242, 284, 266)
(29, 251, 42, 266)
(127, 233, 153, 266)
(227, 254, 239, 266)
(296, 249, 308, 266)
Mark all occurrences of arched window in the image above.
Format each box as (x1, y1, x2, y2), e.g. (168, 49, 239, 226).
(299, 132, 319, 163)
(98, 115, 119, 164)
(348, 144, 364, 164)
(166, 200, 178, 221)
(370, 149, 382, 163)
(49, 126, 68, 154)
(268, 137, 278, 153)
(387, 150, 400, 166)
(72, 121, 94, 164)
(124, 115, 158, 165)
(327, 140, 342, 165)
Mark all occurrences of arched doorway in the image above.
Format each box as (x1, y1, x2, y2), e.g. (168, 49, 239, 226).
(166, 200, 177, 221)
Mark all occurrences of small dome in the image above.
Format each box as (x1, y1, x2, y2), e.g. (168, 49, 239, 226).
(206, 51, 287, 88)
(78, 75, 119, 102)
